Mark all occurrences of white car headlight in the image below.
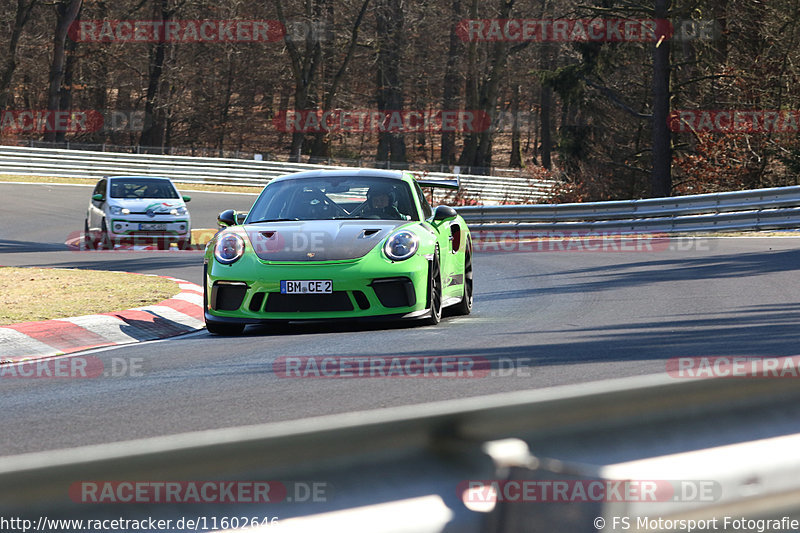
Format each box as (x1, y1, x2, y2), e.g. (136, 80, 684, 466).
(110, 206, 130, 215)
(214, 233, 245, 264)
(170, 206, 187, 215)
(384, 230, 419, 261)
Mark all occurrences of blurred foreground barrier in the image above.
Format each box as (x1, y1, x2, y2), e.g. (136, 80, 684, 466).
(2, 367, 800, 532)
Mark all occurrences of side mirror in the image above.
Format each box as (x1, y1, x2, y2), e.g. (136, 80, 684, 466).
(92, 193, 104, 202)
(236, 212, 248, 224)
(432, 205, 458, 222)
(182, 195, 192, 202)
(218, 209, 237, 227)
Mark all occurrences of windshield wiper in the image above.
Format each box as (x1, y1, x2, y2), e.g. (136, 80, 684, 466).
(247, 218, 300, 223)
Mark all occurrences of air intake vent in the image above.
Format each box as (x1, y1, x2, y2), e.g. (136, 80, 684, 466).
(359, 229, 382, 239)
(249, 292, 266, 312)
(371, 277, 416, 308)
(353, 291, 371, 310)
(211, 282, 248, 311)
(265, 292, 354, 313)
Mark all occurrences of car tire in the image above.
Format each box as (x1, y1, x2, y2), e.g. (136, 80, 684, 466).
(423, 247, 442, 326)
(100, 219, 114, 250)
(178, 238, 192, 250)
(84, 220, 97, 250)
(451, 239, 473, 316)
(205, 320, 245, 336)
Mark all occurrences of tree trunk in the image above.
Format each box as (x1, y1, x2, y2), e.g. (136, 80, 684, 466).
(0, 0, 38, 111)
(375, 0, 406, 167)
(651, 0, 672, 197)
(56, 24, 78, 143)
(44, 0, 82, 143)
(509, 84, 523, 167)
(440, 0, 463, 168)
(540, 84, 553, 170)
(139, 0, 171, 150)
(458, 0, 515, 174)
(272, 0, 322, 162)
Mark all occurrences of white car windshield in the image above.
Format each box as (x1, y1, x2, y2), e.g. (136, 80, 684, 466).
(110, 178, 180, 199)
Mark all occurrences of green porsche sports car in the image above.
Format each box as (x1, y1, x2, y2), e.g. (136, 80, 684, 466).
(203, 169, 473, 335)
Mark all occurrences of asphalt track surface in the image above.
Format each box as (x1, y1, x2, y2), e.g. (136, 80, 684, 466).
(2, 181, 800, 456)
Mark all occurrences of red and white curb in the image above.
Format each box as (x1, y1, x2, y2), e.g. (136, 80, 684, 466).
(0, 275, 204, 364)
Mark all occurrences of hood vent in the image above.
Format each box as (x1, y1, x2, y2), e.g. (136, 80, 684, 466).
(359, 229, 382, 239)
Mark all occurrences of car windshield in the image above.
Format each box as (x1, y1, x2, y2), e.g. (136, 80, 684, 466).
(246, 176, 418, 222)
(109, 178, 179, 199)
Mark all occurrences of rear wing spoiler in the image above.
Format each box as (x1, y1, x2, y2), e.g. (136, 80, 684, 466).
(415, 177, 460, 190)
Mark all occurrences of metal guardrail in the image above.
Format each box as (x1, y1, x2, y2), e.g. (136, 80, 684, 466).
(4, 144, 800, 232)
(19, 139, 528, 178)
(458, 185, 800, 233)
(0, 145, 556, 204)
(2, 370, 800, 532)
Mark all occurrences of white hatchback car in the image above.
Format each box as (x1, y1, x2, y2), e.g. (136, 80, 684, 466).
(85, 176, 192, 250)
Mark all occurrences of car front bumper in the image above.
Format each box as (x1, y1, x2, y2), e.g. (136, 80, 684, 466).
(108, 217, 190, 240)
(205, 254, 431, 322)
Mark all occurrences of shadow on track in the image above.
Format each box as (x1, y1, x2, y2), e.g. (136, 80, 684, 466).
(0, 238, 71, 254)
(481, 249, 800, 301)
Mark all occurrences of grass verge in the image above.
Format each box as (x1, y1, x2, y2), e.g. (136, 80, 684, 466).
(0, 267, 180, 326)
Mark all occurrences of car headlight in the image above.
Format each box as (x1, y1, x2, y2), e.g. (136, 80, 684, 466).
(214, 233, 245, 264)
(110, 206, 130, 215)
(170, 206, 187, 215)
(384, 230, 419, 261)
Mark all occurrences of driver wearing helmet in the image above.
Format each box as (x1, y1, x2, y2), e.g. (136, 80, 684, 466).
(362, 183, 403, 219)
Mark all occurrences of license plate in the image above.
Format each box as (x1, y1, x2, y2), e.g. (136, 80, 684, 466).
(139, 223, 167, 231)
(280, 280, 332, 294)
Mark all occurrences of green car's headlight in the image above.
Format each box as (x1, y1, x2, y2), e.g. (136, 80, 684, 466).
(384, 230, 419, 261)
(214, 233, 245, 264)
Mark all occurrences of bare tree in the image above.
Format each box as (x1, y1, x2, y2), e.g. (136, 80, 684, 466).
(43, 0, 81, 142)
(375, 0, 406, 166)
(139, 0, 186, 150)
(0, 0, 39, 110)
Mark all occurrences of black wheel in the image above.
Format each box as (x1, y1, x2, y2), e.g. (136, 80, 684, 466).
(205, 320, 245, 336)
(423, 247, 442, 325)
(84, 220, 97, 250)
(100, 219, 114, 250)
(178, 238, 192, 250)
(451, 239, 473, 316)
